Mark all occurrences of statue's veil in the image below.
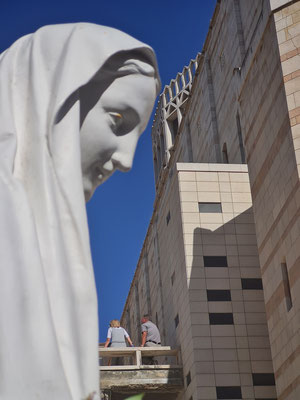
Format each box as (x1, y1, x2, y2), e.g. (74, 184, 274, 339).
(0, 23, 159, 400)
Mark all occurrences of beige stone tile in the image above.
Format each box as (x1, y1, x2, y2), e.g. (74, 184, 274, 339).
(222, 202, 234, 212)
(232, 192, 252, 203)
(218, 172, 230, 181)
(192, 324, 211, 337)
(241, 386, 254, 399)
(198, 192, 221, 202)
(202, 234, 225, 245)
(235, 325, 248, 336)
(282, 54, 300, 76)
(186, 255, 204, 267)
(193, 337, 212, 349)
(206, 278, 230, 289)
(248, 336, 271, 348)
(219, 182, 231, 192)
(214, 361, 239, 373)
(237, 348, 250, 360)
(180, 191, 198, 202)
(233, 203, 252, 213)
(215, 373, 240, 386)
(197, 386, 216, 399)
(200, 214, 223, 224)
(182, 212, 200, 223)
(212, 337, 236, 349)
(178, 171, 196, 181)
(179, 181, 197, 192)
(220, 192, 233, 202)
(287, 92, 296, 109)
(191, 312, 209, 325)
(196, 171, 218, 181)
(196, 373, 216, 386)
(181, 202, 199, 212)
(205, 267, 229, 279)
(210, 325, 235, 336)
(183, 223, 201, 233)
(236, 337, 249, 348)
(199, 222, 224, 231)
(223, 213, 235, 223)
(208, 302, 233, 313)
(232, 302, 245, 313)
(188, 280, 207, 291)
(186, 267, 205, 279)
(230, 182, 251, 193)
(254, 386, 277, 398)
(197, 181, 220, 192)
(213, 348, 238, 361)
(184, 244, 203, 256)
(203, 244, 226, 255)
(194, 349, 213, 361)
(229, 173, 250, 183)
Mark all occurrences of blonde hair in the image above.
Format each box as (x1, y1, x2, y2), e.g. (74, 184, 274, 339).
(110, 319, 120, 328)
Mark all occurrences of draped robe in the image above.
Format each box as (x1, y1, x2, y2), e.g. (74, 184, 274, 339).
(0, 23, 158, 400)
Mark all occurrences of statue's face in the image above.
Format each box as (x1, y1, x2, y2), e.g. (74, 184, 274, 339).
(80, 73, 156, 201)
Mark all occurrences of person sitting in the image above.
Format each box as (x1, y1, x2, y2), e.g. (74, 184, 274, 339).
(140, 314, 161, 365)
(104, 319, 133, 365)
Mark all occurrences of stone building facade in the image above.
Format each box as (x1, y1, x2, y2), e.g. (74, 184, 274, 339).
(121, 1, 300, 399)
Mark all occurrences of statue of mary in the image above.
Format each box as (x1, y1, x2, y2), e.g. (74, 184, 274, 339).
(0, 23, 160, 400)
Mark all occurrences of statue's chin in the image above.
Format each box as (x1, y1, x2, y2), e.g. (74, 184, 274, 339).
(84, 189, 93, 203)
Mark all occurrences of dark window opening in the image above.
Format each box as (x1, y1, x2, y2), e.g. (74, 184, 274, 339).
(209, 313, 234, 325)
(236, 112, 246, 163)
(166, 211, 171, 225)
(207, 290, 231, 302)
(204, 256, 228, 268)
(222, 143, 229, 163)
(241, 278, 263, 290)
(216, 386, 242, 399)
(186, 371, 191, 387)
(281, 262, 293, 311)
(171, 271, 175, 286)
(252, 373, 275, 386)
(199, 202, 222, 213)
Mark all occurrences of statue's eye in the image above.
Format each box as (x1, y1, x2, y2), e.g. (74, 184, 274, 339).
(109, 112, 123, 130)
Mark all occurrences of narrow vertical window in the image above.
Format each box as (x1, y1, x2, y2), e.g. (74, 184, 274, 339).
(281, 262, 292, 311)
(171, 271, 175, 286)
(236, 112, 246, 163)
(174, 314, 179, 328)
(166, 211, 171, 225)
(222, 143, 229, 163)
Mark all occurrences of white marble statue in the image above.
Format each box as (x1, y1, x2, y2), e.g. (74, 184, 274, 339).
(0, 23, 160, 400)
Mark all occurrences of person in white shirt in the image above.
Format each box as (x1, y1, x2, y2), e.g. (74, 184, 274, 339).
(104, 320, 133, 348)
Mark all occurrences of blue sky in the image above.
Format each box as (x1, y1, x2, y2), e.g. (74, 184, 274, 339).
(1, 0, 216, 342)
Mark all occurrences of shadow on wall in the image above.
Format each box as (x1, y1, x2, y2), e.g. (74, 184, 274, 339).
(186, 207, 276, 398)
